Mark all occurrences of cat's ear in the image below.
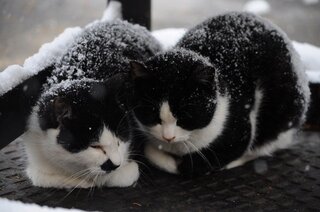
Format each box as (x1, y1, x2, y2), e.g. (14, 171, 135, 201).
(130, 61, 149, 80)
(53, 96, 72, 123)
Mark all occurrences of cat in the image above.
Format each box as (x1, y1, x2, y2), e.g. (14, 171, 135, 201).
(23, 19, 161, 188)
(129, 12, 310, 176)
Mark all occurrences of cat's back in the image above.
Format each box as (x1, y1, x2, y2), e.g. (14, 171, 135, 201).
(49, 20, 161, 84)
(179, 12, 310, 148)
(178, 12, 291, 66)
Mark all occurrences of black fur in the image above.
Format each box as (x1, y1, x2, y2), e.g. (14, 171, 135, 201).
(36, 20, 161, 153)
(131, 12, 309, 176)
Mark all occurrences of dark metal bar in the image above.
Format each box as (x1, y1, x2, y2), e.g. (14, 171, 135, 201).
(304, 83, 320, 131)
(117, 0, 151, 30)
(0, 67, 52, 149)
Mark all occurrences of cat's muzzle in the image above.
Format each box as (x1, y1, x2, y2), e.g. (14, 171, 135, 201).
(100, 160, 120, 173)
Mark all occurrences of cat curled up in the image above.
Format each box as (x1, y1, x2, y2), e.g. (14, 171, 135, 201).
(24, 20, 161, 188)
(129, 12, 310, 176)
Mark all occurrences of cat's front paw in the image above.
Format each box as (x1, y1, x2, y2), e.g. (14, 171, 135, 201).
(145, 143, 178, 174)
(106, 161, 139, 187)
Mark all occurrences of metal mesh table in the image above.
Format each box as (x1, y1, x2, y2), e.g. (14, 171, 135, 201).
(0, 132, 320, 211)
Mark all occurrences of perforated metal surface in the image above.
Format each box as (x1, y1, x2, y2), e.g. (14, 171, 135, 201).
(1, 132, 320, 211)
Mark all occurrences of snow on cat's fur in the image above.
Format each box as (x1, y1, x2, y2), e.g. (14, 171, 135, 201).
(23, 15, 161, 188)
(130, 12, 310, 176)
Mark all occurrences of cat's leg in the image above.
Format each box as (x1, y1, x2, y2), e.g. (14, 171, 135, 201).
(224, 154, 257, 169)
(226, 129, 296, 169)
(106, 161, 139, 187)
(145, 143, 178, 174)
(26, 167, 91, 189)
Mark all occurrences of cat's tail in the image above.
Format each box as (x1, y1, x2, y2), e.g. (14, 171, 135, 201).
(101, 0, 123, 22)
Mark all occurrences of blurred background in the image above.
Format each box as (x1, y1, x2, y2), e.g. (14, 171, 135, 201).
(0, 0, 319, 71)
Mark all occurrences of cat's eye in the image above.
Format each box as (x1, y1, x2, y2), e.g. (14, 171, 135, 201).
(90, 144, 106, 154)
(90, 144, 100, 149)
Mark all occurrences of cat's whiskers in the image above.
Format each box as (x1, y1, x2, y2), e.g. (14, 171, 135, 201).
(88, 171, 100, 196)
(60, 169, 94, 201)
(129, 158, 154, 186)
(206, 147, 222, 168)
(59, 168, 92, 187)
(182, 141, 194, 171)
(185, 140, 213, 170)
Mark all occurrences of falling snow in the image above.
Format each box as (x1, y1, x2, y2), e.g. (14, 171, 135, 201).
(253, 159, 268, 174)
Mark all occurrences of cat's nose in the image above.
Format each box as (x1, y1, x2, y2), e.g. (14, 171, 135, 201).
(162, 136, 176, 143)
(100, 160, 119, 173)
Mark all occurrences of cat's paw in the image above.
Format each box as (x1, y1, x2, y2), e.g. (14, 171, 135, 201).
(225, 154, 256, 169)
(145, 144, 178, 174)
(106, 161, 139, 187)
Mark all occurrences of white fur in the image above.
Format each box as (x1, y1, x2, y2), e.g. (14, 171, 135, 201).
(143, 88, 297, 172)
(24, 106, 138, 189)
(248, 89, 263, 150)
(140, 93, 229, 172)
(144, 143, 178, 174)
(225, 87, 296, 169)
(146, 94, 229, 156)
(159, 102, 177, 140)
(226, 128, 296, 169)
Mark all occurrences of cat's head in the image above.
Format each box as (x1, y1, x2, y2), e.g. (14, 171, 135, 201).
(130, 48, 217, 144)
(33, 77, 132, 181)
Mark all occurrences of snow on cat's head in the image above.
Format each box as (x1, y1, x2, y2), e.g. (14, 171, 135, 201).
(130, 49, 217, 144)
(28, 78, 134, 187)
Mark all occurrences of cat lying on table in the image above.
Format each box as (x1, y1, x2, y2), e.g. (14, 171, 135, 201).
(129, 12, 310, 176)
(23, 19, 161, 188)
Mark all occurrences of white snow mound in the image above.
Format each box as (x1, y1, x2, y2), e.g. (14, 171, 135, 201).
(152, 28, 187, 50)
(293, 41, 320, 83)
(243, 0, 271, 15)
(302, 0, 319, 5)
(0, 198, 84, 212)
(0, 27, 82, 95)
(0, 1, 123, 96)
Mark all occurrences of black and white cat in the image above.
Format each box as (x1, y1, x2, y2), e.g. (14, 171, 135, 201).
(23, 19, 161, 188)
(129, 12, 310, 176)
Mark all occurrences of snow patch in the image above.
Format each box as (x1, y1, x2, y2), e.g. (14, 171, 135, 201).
(302, 0, 319, 5)
(293, 41, 320, 83)
(0, 27, 82, 96)
(293, 41, 320, 70)
(0, 198, 84, 212)
(253, 159, 268, 174)
(152, 28, 187, 50)
(243, 0, 271, 15)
